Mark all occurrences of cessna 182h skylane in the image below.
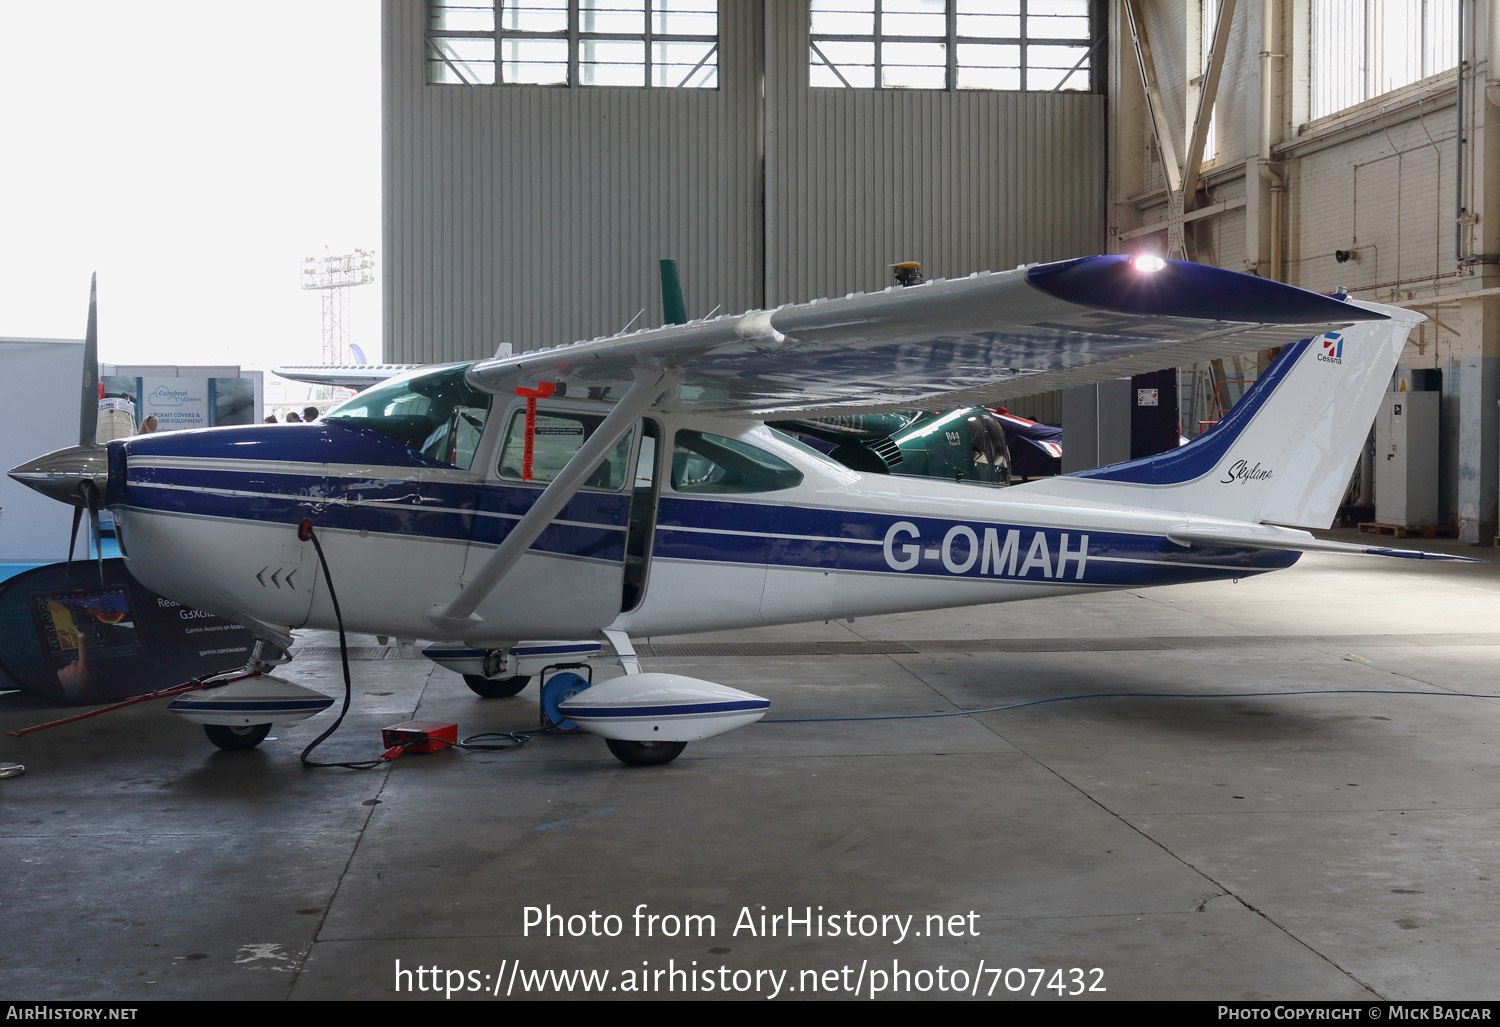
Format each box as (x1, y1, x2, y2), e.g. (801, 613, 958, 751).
(10, 255, 1457, 765)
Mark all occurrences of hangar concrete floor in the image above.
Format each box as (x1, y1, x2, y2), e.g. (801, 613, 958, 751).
(3, 530, 1500, 1002)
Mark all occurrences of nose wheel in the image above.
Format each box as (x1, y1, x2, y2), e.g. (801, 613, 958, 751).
(605, 739, 686, 766)
(203, 723, 271, 751)
(463, 674, 531, 698)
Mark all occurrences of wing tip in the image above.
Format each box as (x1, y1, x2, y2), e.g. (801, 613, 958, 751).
(1026, 255, 1389, 325)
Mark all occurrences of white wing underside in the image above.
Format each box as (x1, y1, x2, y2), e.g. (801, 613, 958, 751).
(274, 365, 420, 387)
(465, 261, 1384, 417)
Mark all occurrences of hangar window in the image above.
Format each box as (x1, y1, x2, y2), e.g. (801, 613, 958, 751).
(809, 0, 1094, 91)
(427, 1, 719, 88)
(1310, 0, 1457, 120)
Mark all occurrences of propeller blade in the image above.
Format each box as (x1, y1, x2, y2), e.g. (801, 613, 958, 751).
(66, 504, 83, 570)
(77, 479, 104, 582)
(91, 504, 103, 582)
(79, 274, 98, 448)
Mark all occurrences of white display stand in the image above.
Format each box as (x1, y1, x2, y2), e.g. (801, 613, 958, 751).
(0, 337, 86, 562)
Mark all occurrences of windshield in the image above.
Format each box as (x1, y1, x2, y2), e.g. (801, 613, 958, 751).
(324, 365, 492, 469)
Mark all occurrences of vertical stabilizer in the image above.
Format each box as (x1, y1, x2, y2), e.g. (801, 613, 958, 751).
(1017, 299, 1422, 528)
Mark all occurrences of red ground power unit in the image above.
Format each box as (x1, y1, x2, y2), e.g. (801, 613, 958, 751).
(381, 720, 458, 754)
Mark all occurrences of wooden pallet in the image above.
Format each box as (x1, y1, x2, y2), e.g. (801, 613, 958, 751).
(1357, 522, 1458, 539)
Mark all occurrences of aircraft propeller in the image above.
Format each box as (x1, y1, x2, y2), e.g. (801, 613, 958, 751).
(7, 274, 111, 579)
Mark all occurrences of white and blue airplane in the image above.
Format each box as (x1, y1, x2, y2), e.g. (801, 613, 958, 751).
(10, 255, 1452, 764)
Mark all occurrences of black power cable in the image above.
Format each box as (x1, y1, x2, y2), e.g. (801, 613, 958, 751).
(295, 519, 528, 769)
(297, 520, 383, 769)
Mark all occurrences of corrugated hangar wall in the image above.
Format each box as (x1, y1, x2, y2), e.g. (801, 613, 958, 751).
(383, 0, 1106, 363)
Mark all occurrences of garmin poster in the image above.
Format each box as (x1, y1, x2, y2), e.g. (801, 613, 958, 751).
(0, 559, 256, 703)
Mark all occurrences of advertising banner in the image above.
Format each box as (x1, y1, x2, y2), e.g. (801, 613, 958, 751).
(100, 375, 258, 432)
(140, 376, 210, 431)
(0, 559, 256, 702)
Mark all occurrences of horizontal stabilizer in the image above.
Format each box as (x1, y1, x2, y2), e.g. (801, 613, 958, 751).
(1167, 525, 1484, 563)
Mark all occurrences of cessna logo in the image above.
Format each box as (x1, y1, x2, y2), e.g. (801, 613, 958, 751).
(1221, 459, 1273, 485)
(882, 521, 1089, 580)
(1317, 332, 1344, 364)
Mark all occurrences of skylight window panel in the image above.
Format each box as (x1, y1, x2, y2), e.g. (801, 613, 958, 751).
(501, 37, 569, 83)
(956, 42, 1019, 91)
(811, 39, 876, 87)
(811, 0, 875, 35)
(579, 38, 647, 86)
(652, 39, 718, 87)
(429, 0, 718, 88)
(580, 0, 646, 35)
(882, 41, 947, 89)
(653, 0, 717, 35)
(1026, 43, 1089, 91)
(883, 0, 946, 37)
(809, 0, 1090, 92)
(955, 12, 1020, 37)
(430, 2, 496, 32)
(1027, 0, 1089, 38)
(428, 35, 498, 84)
(501, 0, 569, 33)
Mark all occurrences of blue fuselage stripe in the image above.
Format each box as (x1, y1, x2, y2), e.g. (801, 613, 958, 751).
(1067, 338, 1311, 486)
(567, 701, 770, 718)
(651, 498, 1296, 586)
(168, 699, 334, 712)
(118, 461, 1296, 589)
(123, 465, 630, 562)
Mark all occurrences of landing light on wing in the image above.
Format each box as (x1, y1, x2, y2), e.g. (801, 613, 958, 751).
(1132, 254, 1167, 273)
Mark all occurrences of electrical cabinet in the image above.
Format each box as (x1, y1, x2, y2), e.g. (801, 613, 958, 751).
(1374, 392, 1439, 526)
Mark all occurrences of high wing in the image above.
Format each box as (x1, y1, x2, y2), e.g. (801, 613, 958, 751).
(274, 364, 420, 388)
(466, 256, 1387, 416)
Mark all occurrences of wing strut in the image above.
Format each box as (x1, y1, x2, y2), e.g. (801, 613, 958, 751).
(424, 368, 677, 634)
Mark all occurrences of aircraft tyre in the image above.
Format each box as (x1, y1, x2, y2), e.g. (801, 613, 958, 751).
(605, 738, 687, 767)
(464, 674, 531, 698)
(203, 723, 271, 751)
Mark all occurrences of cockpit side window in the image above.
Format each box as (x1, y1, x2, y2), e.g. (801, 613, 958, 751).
(324, 365, 493, 470)
(670, 430, 804, 493)
(497, 408, 633, 489)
